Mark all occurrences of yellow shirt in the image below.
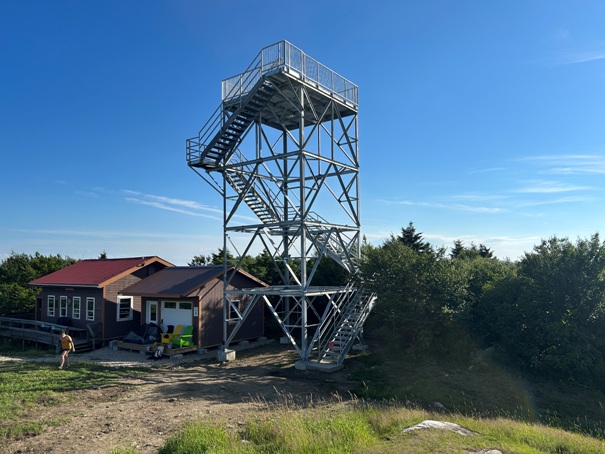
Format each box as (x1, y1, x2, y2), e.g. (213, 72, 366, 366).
(60, 335, 73, 350)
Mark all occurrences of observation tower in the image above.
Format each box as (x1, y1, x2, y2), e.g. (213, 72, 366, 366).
(187, 41, 375, 370)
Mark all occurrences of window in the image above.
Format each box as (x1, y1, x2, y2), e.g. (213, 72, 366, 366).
(72, 297, 81, 319)
(164, 301, 177, 309)
(117, 296, 133, 321)
(59, 296, 68, 317)
(228, 299, 241, 321)
(179, 302, 192, 310)
(47, 295, 55, 317)
(86, 297, 95, 321)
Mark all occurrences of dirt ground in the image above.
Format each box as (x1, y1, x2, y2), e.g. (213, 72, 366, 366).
(3, 342, 361, 454)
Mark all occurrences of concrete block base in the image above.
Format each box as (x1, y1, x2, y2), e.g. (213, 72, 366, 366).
(294, 360, 344, 373)
(217, 349, 236, 362)
(280, 336, 291, 345)
(352, 343, 368, 351)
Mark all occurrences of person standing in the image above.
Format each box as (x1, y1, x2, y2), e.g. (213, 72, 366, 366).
(58, 329, 75, 369)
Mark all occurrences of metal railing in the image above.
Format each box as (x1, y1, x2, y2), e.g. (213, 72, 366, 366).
(187, 40, 358, 166)
(0, 316, 93, 350)
(222, 40, 358, 107)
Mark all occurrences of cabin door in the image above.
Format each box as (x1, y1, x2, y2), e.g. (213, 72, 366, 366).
(146, 300, 158, 325)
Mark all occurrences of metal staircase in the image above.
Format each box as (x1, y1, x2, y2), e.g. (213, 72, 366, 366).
(187, 41, 374, 370)
(188, 79, 277, 169)
(316, 288, 376, 365)
(311, 227, 358, 274)
(225, 171, 282, 225)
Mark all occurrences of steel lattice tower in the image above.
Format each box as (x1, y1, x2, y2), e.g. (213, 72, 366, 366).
(187, 41, 375, 370)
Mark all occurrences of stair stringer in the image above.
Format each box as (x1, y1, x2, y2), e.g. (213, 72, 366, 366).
(315, 288, 376, 365)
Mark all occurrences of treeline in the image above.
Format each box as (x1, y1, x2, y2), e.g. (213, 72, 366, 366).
(0, 252, 77, 315)
(3, 224, 605, 386)
(362, 223, 605, 387)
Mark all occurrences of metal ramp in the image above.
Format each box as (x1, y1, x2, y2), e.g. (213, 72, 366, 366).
(187, 40, 374, 369)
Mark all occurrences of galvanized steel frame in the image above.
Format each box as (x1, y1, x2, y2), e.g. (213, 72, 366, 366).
(189, 41, 364, 364)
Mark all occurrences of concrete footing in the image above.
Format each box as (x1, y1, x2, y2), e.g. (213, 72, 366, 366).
(217, 348, 236, 362)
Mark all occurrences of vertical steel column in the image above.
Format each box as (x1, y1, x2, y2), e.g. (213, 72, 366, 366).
(298, 84, 308, 360)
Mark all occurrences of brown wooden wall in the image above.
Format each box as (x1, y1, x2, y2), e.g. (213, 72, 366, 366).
(103, 274, 143, 340)
(138, 272, 265, 349)
(198, 274, 264, 348)
(36, 286, 103, 330)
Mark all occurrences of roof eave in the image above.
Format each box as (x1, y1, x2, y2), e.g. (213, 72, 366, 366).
(28, 283, 99, 289)
(96, 256, 174, 287)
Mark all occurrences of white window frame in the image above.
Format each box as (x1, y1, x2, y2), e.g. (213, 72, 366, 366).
(228, 299, 241, 321)
(72, 296, 81, 319)
(117, 296, 133, 321)
(47, 295, 55, 317)
(59, 296, 68, 317)
(86, 297, 95, 321)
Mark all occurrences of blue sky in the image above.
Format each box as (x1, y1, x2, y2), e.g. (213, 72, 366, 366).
(1, 1, 605, 265)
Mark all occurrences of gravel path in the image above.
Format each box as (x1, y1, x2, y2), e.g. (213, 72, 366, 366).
(0, 340, 270, 368)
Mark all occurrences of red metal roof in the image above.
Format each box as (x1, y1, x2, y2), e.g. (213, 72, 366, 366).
(29, 256, 173, 288)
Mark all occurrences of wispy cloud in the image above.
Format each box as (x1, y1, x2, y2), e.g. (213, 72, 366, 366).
(377, 199, 505, 214)
(14, 228, 207, 240)
(122, 190, 222, 220)
(515, 179, 591, 193)
(450, 193, 509, 202)
(556, 51, 605, 66)
(467, 167, 506, 175)
(514, 195, 593, 208)
(518, 154, 605, 175)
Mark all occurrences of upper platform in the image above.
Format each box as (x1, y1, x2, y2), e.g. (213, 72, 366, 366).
(187, 40, 358, 167)
(222, 40, 358, 111)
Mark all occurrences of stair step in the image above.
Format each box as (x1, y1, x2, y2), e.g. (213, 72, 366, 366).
(321, 358, 338, 364)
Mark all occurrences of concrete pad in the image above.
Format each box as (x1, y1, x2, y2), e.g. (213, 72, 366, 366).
(295, 360, 344, 373)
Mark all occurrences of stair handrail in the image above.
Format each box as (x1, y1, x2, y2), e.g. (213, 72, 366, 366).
(316, 288, 375, 363)
(225, 149, 284, 223)
(187, 46, 272, 166)
(306, 282, 355, 354)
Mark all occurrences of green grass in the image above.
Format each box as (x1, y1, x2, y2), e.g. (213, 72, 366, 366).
(157, 405, 605, 454)
(0, 359, 147, 439)
(3, 335, 605, 452)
